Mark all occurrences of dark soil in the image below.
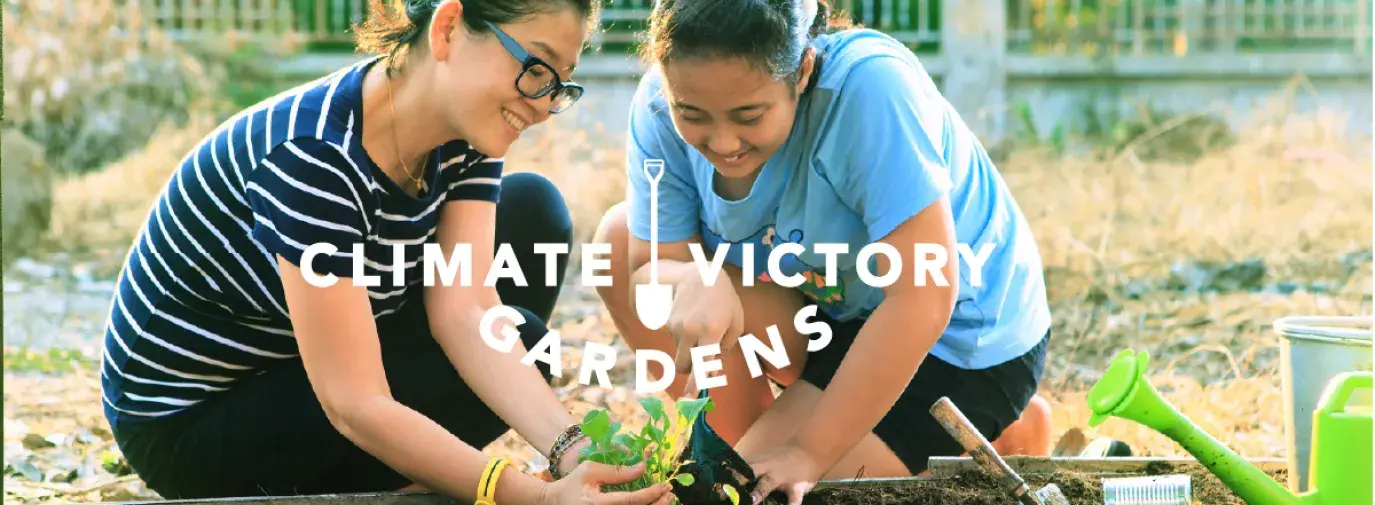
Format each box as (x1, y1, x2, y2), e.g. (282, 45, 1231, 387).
(667, 394, 1292, 505)
(756, 465, 1290, 505)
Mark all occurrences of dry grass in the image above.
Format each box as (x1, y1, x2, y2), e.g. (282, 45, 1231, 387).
(3, 0, 212, 176)
(11, 58, 1371, 502)
(1003, 92, 1371, 457)
(1047, 375, 1289, 460)
(42, 115, 225, 263)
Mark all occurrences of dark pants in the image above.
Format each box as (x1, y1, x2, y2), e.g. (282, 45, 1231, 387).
(110, 172, 573, 498)
(797, 310, 1049, 476)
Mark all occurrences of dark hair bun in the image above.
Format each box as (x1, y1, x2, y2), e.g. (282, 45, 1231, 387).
(405, 0, 432, 25)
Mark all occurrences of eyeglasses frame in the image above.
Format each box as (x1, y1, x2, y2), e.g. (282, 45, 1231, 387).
(483, 21, 584, 114)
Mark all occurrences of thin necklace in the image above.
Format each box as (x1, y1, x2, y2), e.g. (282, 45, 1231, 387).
(387, 75, 426, 193)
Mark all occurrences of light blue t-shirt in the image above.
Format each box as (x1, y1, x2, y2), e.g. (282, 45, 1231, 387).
(623, 28, 1050, 370)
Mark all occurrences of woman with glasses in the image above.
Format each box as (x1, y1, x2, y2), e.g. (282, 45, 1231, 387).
(593, 0, 1055, 503)
(99, 1, 670, 504)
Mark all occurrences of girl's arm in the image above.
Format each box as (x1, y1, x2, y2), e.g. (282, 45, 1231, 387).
(793, 197, 958, 469)
(793, 53, 961, 471)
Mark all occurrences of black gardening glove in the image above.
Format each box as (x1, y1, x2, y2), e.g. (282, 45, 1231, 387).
(671, 392, 760, 505)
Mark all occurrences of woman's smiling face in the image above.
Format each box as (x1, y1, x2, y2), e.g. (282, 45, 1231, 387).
(427, 1, 589, 158)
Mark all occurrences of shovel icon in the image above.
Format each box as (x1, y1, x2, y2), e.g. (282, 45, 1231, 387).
(635, 159, 674, 331)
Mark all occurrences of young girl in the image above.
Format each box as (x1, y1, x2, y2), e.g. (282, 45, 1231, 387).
(594, 0, 1053, 502)
(100, 1, 671, 504)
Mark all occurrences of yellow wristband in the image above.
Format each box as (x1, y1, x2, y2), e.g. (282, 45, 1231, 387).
(476, 457, 510, 505)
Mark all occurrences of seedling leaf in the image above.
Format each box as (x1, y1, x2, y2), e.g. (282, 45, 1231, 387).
(671, 473, 695, 486)
(723, 484, 740, 505)
(581, 410, 612, 444)
(607, 421, 623, 444)
(675, 397, 713, 425)
(574, 396, 719, 496)
(641, 396, 668, 422)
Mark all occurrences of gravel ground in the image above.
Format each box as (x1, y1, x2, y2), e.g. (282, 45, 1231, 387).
(5, 255, 119, 357)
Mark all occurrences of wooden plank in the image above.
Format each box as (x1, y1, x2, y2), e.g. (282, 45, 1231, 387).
(116, 493, 461, 505)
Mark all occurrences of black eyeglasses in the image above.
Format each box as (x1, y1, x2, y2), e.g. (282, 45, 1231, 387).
(485, 21, 584, 114)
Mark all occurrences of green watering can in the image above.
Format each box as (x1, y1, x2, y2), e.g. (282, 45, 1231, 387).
(1085, 348, 1372, 505)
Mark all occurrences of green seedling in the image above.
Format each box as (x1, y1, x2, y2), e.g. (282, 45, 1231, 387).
(577, 395, 740, 504)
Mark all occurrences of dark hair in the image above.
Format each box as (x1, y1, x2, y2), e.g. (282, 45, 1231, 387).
(354, 0, 601, 75)
(644, 0, 852, 81)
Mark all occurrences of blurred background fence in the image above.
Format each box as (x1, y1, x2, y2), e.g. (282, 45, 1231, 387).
(119, 0, 1372, 143)
(136, 0, 1371, 55)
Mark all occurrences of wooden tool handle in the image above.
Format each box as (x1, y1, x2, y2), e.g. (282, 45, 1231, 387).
(930, 397, 997, 453)
(930, 397, 1042, 505)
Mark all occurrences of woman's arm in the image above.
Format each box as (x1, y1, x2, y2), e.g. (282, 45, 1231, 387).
(422, 197, 581, 470)
(279, 259, 550, 504)
(247, 136, 554, 503)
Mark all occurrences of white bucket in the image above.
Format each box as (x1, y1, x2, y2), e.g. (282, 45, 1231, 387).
(1274, 315, 1373, 493)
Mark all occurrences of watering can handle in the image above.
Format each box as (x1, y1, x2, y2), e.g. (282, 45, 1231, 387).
(1316, 372, 1372, 415)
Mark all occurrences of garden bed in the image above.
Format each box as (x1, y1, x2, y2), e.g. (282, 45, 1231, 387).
(108, 457, 1288, 505)
(786, 457, 1289, 505)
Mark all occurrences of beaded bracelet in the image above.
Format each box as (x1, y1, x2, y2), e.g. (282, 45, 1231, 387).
(547, 424, 586, 479)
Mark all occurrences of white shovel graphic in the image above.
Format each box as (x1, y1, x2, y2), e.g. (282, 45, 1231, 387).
(635, 158, 673, 331)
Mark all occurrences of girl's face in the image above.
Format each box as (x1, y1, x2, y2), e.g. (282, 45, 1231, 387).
(661, 54, 814, 180)
(427, 1, 588, 158)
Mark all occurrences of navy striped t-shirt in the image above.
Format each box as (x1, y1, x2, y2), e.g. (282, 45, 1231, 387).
(100, 56, 504, 424)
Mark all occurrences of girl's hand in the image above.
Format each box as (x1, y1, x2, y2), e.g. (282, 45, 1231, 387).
(745, 443, 822, 505)
(539, 461, 674, 505)
(666, 267, 746, 378)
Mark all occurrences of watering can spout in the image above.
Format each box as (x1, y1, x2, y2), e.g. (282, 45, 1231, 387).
(1086, 349, 1304, 505)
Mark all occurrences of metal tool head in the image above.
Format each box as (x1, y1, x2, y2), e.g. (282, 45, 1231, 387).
(931, 397, 1072, 505)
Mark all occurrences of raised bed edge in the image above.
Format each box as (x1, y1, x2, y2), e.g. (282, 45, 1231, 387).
(105, 457, 1289, 504)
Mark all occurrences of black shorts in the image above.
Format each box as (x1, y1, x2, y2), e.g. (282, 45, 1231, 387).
(797, 310, 1049, 475)
(110, 300, 557, 499)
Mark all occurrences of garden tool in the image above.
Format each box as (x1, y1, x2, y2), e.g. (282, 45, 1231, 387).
(673, 390, 757, 505)
(1052, 427, 1134, 458)
(1086, 348, 1373, 505)
(930, 397, 1070, 505)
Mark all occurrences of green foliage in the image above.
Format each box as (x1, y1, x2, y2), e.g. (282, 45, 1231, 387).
(578, 396, 739, 504)
(3, 347, 93, 374)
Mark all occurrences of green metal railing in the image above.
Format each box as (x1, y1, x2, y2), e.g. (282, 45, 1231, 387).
(134, 0, 942, 50)
(138, 0, 1370, 56)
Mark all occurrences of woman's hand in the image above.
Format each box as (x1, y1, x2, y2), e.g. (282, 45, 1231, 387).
(554, 436, 593, 479)
(666, 265, 746, 378)
(744, 442, 822, 505)
(540, 461, 675, 505)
